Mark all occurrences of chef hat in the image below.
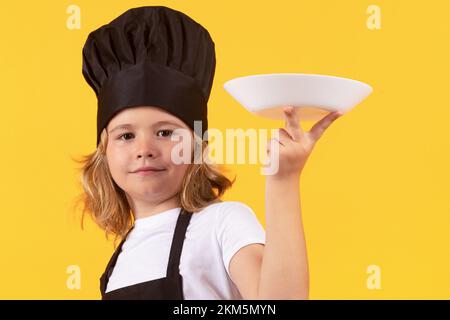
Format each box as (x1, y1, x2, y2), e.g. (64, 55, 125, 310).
(82, 6, 216, 146)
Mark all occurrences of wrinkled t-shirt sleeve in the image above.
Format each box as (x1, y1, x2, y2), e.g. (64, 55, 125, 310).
(215, 202, 266, 278)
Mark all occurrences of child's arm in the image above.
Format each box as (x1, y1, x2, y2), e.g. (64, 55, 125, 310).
(257, 107, 343, 299)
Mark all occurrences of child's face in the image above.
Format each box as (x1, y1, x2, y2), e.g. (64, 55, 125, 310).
(105, 106, 193, 206)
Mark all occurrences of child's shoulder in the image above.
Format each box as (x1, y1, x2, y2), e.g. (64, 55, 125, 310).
(204, 200, 253, 211)
(203, 201, 264, 238)
(200, 200, 256, 220)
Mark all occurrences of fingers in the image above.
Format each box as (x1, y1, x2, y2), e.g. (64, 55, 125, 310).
(308, 111, 343, 142)
(267, 128, 288, 149)
(266, 128, 289, 155)
(277, 128, 291, 146)
(283, 106, 304, 141)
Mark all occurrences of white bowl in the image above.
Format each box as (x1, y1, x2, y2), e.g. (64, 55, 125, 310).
(223, 73, 373, 121)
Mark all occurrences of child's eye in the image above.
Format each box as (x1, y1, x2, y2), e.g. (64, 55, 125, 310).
(118, 132, 134, 140)
(116, 130, 173, 141)
(157, 129, 173, 137)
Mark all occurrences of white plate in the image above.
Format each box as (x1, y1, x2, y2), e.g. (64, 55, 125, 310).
(223, 73, 373, 121)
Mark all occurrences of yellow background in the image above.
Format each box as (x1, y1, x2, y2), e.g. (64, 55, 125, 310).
(1, 0, 449, 299)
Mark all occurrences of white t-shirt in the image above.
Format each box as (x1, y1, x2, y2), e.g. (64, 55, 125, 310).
(105, 201, 266, 299)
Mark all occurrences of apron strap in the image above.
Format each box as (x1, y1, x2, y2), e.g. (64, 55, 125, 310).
(100, 225, 134, 294)
(166, 208, 193, 277)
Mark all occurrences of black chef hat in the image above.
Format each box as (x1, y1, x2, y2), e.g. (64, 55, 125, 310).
(82, 6, 216, 146)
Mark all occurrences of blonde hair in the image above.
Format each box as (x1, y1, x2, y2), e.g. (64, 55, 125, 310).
(71, 128, 235, 245)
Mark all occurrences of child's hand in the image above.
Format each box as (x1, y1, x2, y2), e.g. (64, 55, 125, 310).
(265, 106, 343, 180)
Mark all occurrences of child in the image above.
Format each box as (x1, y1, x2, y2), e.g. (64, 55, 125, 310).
(75, 6, 342, 300)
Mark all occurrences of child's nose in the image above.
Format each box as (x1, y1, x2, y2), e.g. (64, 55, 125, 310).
(135, 136, 161, 159)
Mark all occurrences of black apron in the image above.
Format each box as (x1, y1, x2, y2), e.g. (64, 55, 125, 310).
(100, 208, 193, 300)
